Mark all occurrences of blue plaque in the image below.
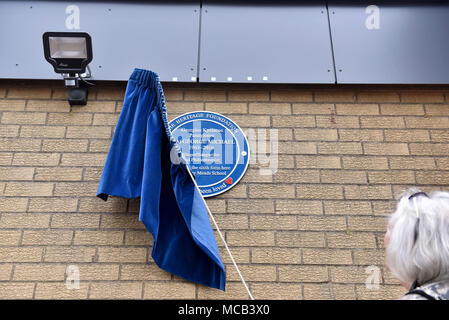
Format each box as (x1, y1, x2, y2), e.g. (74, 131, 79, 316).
(169, 111, 250, 197)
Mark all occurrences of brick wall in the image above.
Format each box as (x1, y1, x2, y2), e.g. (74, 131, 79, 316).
(0, 81, 448, 299)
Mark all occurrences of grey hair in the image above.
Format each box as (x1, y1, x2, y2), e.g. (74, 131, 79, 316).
(386, 187, 449, 286)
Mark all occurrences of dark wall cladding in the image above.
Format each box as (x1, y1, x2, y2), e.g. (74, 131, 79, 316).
(0, 0, 448, 84)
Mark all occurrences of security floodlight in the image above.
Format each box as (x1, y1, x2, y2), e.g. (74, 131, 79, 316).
(42, 32, 93, 106)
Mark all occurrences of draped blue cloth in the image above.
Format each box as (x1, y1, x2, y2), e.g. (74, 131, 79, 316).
(97, 68, 226, 290)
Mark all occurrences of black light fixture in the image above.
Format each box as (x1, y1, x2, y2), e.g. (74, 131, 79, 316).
(43, 32, 93, 106)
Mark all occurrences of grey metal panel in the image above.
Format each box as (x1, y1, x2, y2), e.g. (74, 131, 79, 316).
(0, 1, 200, 81)
(199, 2, 335, 83)
(328, 1, 449, 84)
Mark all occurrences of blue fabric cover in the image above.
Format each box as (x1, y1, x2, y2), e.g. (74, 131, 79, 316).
(97, 68, 225, 290)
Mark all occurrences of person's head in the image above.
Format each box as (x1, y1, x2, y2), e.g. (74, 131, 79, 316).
(385, 187, 449, 289)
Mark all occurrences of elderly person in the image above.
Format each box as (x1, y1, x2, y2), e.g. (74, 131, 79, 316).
(384, 188, 449, 300)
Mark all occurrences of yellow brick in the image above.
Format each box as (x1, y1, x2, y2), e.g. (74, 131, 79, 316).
(204, 199, 226, 213)
(219, 247, 250, 264)
(272, 115, 315, 127)
(0, 230, 21, 245)
(318, 142, 363, 155)
(274, 169, 320, 183)
(212, 214, 248, 230)
(22, 230, 73, 245)
(48, 112, 93, 125)
(0, 247, 43, 262)
(342, 156, 388, 170)
(44, 247, 96, 262)
(249, 184, 295, 199)
(125, 230, 153, 246)
(0, 213, 50, 228)
(51, 213, 100, 228)
(344, 185, 392, 200)
(0, 283, 35, 299)
(1, 112, 46, 124)
(35, 168, 83, 181)
(0, 124, 19, 137)
(227, 199, 274, 214)
(77, 264, 119, 280)
(71, 101, 116, 113)
(278, 266, 329, 282)
(276, 231, 325, 248)
(90, 282, 142, 299)
(12, 153, 60, 166)
(391, 157, 436, 171)
(295, 155, 341, 169)
(0, 167, 34, 180)
(296, 184, 343, 199)
(314, 91, 355, 102)
(430, 130, 449, 142)
(230, 115, 271, 127)
(400, 91, 444, 103)
(384, 129, 430, 142)
(83, 168, 103, 181)
(327, 233, 376, 248)
(338, 129, 384, 142)
(324, 201, 372, 215)
(61, 153, 106, 166)
(27, 100, 70, 112)
(372, 200, 396, 216)
(184, 89, 226, 101)
(66, 126, 111, 138)
(144, 281, 195, 299)
(356, 285, 405, 300)
(164, 88, 183, 101)
(78, 197, 127, 212)
(409, 143, 449, 156)
(361, 116, 405, 128)
(357, 91, 400, 103)
(0, 100, 26, 111)
(271, 90, 313, 102)
(95, 86, 125, 100)
(0, 264, 13, 280)
(121, 264, 171, 281)
(35, 282, 89, 299)
(228, 90, 269, 101)
(293, 103, 334, 114)
(437, 158, 449, 169)
(405, 116, 449, 129)
(294, 128, 338, 141)
(353, 250, 385, 265)
(336, 103, 379, 115)
(252, 248, 300, 264)
(416, 171, 449, 184)
(275, 200, 323, 215)
(321, 170, 367, 184)
(250, 215, 296, 230)
(92, 113, 119, 126)
(8, 87, 51, 99)
(100, 214, 145, 229)
(425, 103, 449, 116)
(226, 231, 275, 246)
(198, 282, 250, 299)
(205, 102, 247, 114)
(251, 283, 302, 300)
(0, 138, 41, 151)
(74, 231, 124, 245)
(97, 247, 147, 263)
(215, 184, 247, 199)
(0, 153, 12, 165)
(249, 103, 291, 114)
(332, 284, 356, 300)
(42, 139, 88, 152)
(316, 115, 360, 128)
(166, 101, 204, 114)
(53, 182, 98, 196)
(347, 216, 387, 232)
(297, 216, 347, 231)
(303, 249, 352, 265)
(240, 168, 273, 183)
(20, 126, 66, 138)
(227, 265, 276, 282)
(13, 264, 66, 281)
(380, 103, 424, 115)
(364, 143, 409, 155)
(303, 284, 333, 300)
(368, 171, 416, 184)
(5, 181, 54, 196)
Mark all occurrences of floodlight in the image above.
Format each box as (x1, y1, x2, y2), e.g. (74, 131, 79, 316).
(42, 32, 93, 106)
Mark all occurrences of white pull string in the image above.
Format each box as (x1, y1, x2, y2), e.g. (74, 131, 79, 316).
(185, 164, 255, 300)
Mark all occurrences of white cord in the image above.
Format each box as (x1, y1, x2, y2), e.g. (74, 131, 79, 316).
(185, 165, 255, 300)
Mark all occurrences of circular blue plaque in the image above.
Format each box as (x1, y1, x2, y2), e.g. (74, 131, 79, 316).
(169, 111, 250, 197)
